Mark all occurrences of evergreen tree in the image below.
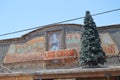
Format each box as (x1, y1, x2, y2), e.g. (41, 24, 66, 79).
(79, 11, 106, 67)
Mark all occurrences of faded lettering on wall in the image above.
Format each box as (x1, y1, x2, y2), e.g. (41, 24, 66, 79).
(44, 49, 77, 60)
(66, 32, 80, 44)
(6, 32, 119, 61)
(66, 32, 118, 55)
(66, 32, 81, 53)
(7, 37, 45, 54)
(100, 33, 119, 55)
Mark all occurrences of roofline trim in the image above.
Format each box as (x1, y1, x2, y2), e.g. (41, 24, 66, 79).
(0, 24, 120, 43)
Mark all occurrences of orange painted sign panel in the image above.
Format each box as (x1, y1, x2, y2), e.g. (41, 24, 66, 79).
(4, 53, 44, 63)
(4, 49, 77, 63)
(44, 49, 77, 60)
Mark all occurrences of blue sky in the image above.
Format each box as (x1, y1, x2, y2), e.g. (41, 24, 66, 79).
(0, 0, 120, 39)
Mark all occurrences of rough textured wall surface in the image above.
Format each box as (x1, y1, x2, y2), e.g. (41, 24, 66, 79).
(0, 24, 120, 71)
(0, 43, 10, 64)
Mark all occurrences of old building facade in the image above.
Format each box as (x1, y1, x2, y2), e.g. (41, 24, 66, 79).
(0, 24, 120, 80)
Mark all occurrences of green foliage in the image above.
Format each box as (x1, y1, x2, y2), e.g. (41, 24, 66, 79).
(79, 11, 106, 66)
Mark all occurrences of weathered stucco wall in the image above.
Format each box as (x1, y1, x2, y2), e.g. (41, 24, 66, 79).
(0, 24, 120, 71)
(0, 43, 10, 64)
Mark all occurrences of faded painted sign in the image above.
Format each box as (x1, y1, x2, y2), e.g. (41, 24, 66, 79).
(100, 33, 119, 55)
(4, 31, 119, 64)
(4, 37, 45, 63)
(4, 53, 44, 63)
(7, 37, 45, 54)
(66, 32, 81, 53)
(48, 31, 62, 51)
(66, 32, 118, 55)
(66, 32, 80, 44)
(44, 49, 77, 60)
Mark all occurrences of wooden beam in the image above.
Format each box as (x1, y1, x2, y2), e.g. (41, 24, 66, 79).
(34, 70, 120, 79)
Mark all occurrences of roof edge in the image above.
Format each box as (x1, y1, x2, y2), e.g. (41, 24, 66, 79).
(0, 24, 120, 43)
